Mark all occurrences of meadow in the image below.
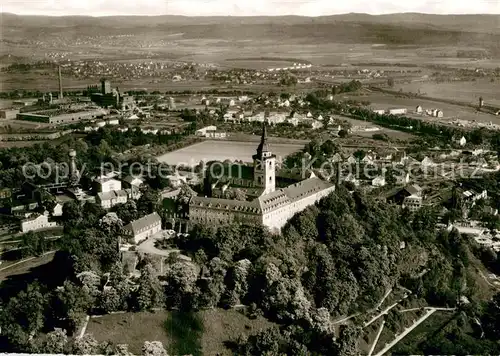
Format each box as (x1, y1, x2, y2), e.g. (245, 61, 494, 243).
(86, 309, 274, 355)
(395, 79, 500, 107)
(345, 91, 500, 125)
(157, 140, 304, 166)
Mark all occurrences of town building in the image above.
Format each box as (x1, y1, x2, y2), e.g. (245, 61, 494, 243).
(123, 212, 162, 244)
(388, 108, 408, 115)
(402, 195, 423, 212)
(13, 99, 38, 107)
(20, 213, 57, 233)
(0, 108, 20, 119)
(141, 128, 158, 135)
(421, 156, 435, 167)
(312, 120, 324, 130)
(371, 176, 386, 187)
(52, 202, 64, 217)
(122, 175, 144, 188)
(415, 105, 423, 114)
(97, 190, 128, 209)
(387, 184, 423, 212)
(454, 136, 467, 147)
(195, 125, 226, 138)
(396, 172, 411, 185)
(461, 189, 487, 207)
(189, 124, 335, 232)
(94, 177, 122, 193)
(17, 108, 108, 125)
(89, 79, 135, 110)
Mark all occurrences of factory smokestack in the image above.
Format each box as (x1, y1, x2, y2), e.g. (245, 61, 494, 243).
(58, 65, 63, 100)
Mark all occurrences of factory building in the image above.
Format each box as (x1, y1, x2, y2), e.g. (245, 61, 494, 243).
(17, 108, 108, 124)
(0, 109, 20, 119)
(89, 79, 135, 110)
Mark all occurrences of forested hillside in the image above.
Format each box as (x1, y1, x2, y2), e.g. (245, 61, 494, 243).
(2, 183, 499, 354)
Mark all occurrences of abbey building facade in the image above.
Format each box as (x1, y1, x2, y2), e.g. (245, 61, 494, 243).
(189, 124, 335, 232)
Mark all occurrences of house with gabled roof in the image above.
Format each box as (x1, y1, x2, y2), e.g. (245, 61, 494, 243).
(20, 212, 57, 233)
(421, 156, 435, 167)
(123, 212, 162, 244)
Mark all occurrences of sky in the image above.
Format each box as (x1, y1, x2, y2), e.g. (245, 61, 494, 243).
(2, 0, 499, 17)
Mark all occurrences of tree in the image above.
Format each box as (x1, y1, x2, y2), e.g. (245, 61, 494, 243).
(34, 328, 68, 354)
(20, 231, 48, 257)
(280, 74, 298, 87)
(136, 263, 163, 311)
(177, 183, 197, 205)
(142, 341, 168, 356)
(384, 167, 398, 186)
(99, 287, 122, 314)
(38, 190, 56, 216)
(114, 200, 139, 224)
(115, 344, 134, 356)
(77, 270, 101, 297)
(387, 77, 395, 87)
(99, 213, 124, 236)
(193, 249, 208, 266)
(225, 188, 247, 201)
(165, 261, 198, 308)
(62, 200, 83, 227)
(338, 129, 348, 138)
(0, 282, 49, 348)
(137, 187, 159, 216)
(310, 308, 334, 335)
(53, 280, 93, 333)
(353, 150, 365, 160)
(321, 140, 338, 156)
(72, 334, 99, 355)
(336, 325, 361, 355)
(232, 259, 252, 302)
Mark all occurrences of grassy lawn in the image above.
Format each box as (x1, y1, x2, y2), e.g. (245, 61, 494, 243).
(86, 308, 275, 355)
(0, 251, 56, 282)
(165, 312, 203, 356)
(389, 311, 457, 354)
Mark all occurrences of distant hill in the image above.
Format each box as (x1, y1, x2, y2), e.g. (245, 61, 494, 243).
(1, 12, 499, 57)
(1, 12, 499, 33)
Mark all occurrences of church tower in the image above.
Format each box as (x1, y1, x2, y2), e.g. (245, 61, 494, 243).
(253, 122, 276, 194)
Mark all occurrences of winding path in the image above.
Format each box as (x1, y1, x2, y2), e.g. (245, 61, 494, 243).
(373, 308, 436, 356)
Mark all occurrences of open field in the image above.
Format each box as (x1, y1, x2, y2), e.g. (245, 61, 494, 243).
(157, 139, 304, 166)
(0, 73, 308, 92)
(342, 117, 416, 140)
(0, 119, 53, 130)
(0, 141, 50, 148)
(0, 251, 56, 282)
(387, 312, 457, 354)
(0, 99, 14, 109)
(344, 91, 500, 125)
(395, 79, 500, 107)
(86, 309, 275, 355)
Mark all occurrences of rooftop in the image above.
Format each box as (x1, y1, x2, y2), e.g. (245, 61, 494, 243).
(98, 190, 128, 201)
(191, 176, 334, 214)
(124, 212, 161, 235)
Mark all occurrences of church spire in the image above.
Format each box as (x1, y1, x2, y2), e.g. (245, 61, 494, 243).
(256, 121, 269, 156)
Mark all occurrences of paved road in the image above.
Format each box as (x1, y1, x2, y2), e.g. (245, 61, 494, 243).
(136, 234, 191, 261)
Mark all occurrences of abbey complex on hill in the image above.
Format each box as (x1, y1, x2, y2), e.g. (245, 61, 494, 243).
(189, 124, 336, 232)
